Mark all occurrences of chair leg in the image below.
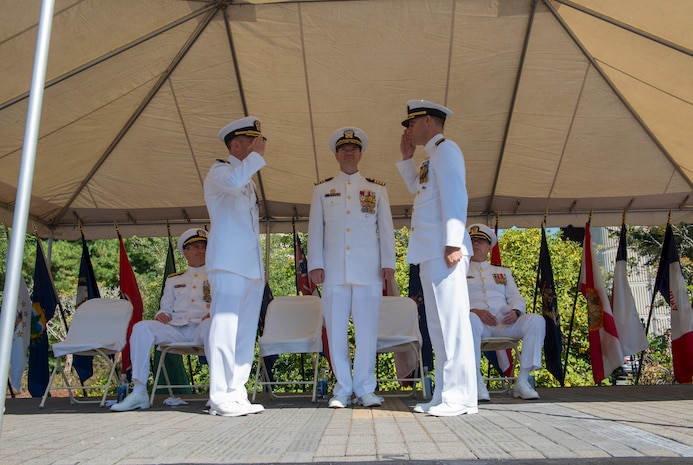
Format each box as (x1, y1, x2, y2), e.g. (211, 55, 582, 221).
(39, 358, 62, 408)
(416, 346, 427, 400)
(310, 353, 319, 402)
(100, 357, 118, 407)
(159, 351, 173, 397)
(150, 350, 168, 406)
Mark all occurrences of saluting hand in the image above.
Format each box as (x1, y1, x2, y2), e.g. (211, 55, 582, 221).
(400, 130, 415, 160)
(249, 136, 266, 156)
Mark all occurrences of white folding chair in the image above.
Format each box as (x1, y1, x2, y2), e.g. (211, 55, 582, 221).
(480, 336, 520, 393)
(252, 295, 323, 402)
(150, 342, 208, 406)
(40, 298, 133, 408)
(376, 296, 426, 398)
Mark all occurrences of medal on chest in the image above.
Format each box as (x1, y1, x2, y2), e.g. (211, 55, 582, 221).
(360, 190, 376, 214)
(493, 273, 507, 285)
(418, 159, 429, 186)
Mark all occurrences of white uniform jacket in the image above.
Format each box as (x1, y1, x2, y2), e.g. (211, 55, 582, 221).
(203, 153, 266, 279)
(396, 133, 472, 264)
(156, 265, 211, 326)
(308, 171, 396, 285)
(467, 260, 526, 316)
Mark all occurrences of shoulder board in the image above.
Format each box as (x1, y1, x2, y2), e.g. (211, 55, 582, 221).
(215, 158, 230, 164)
(366, 177, 386, 186)
(167, 270, 185, 278)
(434, 138, 446, 146)
(314, 177, 334, 186)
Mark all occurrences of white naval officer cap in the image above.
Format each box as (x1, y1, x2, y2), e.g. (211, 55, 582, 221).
(177, 228, 208, 255)
(218, 116, 264, 146)
(329, 127, 368, 154)
(468, 223, 497, 247)
(401, 100, 452, 127)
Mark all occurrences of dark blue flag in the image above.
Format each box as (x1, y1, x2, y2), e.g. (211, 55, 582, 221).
(257, 282, 277, 379)
(539, 226, 564, 385)
(28, 240, 58, 397)
(73, 236, 101, 382)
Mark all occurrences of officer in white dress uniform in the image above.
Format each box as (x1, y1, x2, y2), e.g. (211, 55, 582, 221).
(396, 100, 477, 417)
(203, 116, 267, 417)
(308, 127, 396, 409)
(111, 228, 211, 411)
(467, 223, 545, 401)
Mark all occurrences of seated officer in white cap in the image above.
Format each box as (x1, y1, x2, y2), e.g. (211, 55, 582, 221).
(467, 223, 545, 401)
(112, 228, 211, 411)
(203, 116, 267, 417)
(308, 127, 396, 408)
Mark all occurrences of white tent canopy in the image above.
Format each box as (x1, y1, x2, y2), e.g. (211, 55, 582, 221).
(1, 0, 692, 239)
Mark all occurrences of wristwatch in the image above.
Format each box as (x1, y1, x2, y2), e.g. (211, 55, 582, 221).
(513, 309, 522, 318)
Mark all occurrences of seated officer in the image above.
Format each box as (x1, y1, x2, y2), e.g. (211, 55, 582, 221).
(467, 224, 545, 401)
(111, 228, 212, 411)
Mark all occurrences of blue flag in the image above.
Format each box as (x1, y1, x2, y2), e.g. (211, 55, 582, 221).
(257, 282, 277, 380)
(28, 240, 59, 397)
(73, 236, 101, 382)
(538, 226, 565, 385)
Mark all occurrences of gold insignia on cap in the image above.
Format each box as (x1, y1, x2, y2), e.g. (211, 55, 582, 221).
(470, 226, 480, 234)
(254, 120, 261, 132)
(344, 129, 354, 139)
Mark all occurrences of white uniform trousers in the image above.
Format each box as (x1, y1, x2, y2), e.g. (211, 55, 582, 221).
(470, 312, 545, 373)
(322, 284, 381, 398)
(419, 256, 477, 407)
(208, 270, 264, 406)
(129, 319, 211, 388)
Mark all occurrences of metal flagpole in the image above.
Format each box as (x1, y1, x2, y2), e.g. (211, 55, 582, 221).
(0, 0, 57, 435)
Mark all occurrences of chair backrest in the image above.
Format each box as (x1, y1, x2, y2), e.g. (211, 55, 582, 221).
(258, 295, 323, 355)
(377, 296, 422, 351)
(53, 298, 133, 356)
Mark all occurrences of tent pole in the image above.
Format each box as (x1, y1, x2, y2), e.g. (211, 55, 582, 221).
(0, 0, 56, 436)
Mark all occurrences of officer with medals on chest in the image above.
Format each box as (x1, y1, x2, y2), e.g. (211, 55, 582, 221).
(467, 223, 545, 401)
(111, 228, 211, 411)
(397, 100, 477, 417)
(308, 127, 396, 409)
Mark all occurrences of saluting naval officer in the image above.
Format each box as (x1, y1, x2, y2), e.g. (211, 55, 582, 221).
(111, 228, 211, 412)
(467, 223, 545, 401)
(203, 116, 267, 417)
(397, 100, 477, 416)
(308, 127, 396, 409)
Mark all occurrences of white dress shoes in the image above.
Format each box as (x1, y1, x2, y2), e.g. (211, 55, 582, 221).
(356, 392, 383, 407)
(110, 392, 150, 412)
(328, 395, 351, 408)
(513, 379, 540, 400)
(413, 398, 441, 414)
(209, 400, 265, 417)
(478, 379, 490, 402)
(427, 402, 478, 417)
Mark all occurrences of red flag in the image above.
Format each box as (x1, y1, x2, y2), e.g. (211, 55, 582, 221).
(118, 234, 144, 375)
(579, 223, 623, 383)
(655, 224, 693, 384)
(490, 223, 502, 266)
